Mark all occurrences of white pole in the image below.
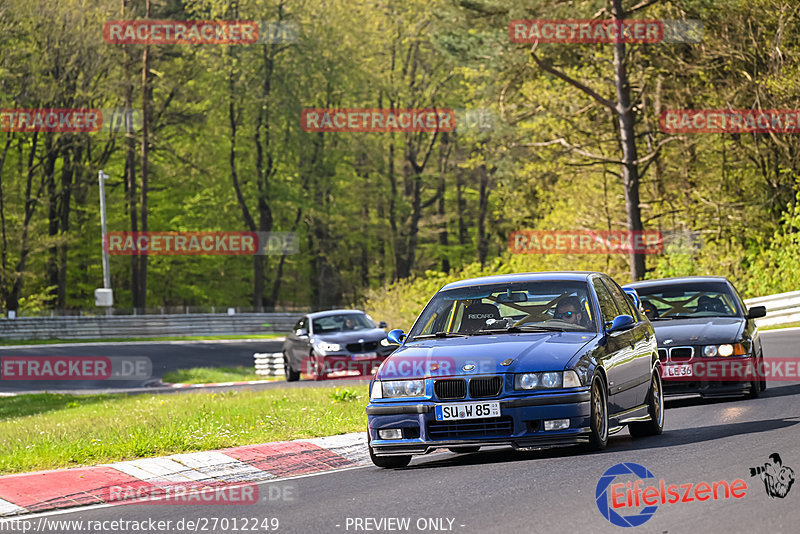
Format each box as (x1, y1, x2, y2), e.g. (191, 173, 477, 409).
(98, 170, 111, 290)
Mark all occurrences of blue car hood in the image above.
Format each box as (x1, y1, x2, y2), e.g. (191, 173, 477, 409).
(376, 332, 596, 380)
(650, 317, 744, 346)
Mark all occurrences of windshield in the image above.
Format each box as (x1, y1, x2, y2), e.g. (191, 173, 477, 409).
(312, 313, 375, 334)
(407, 281, 596, 340)
(634, 282, 742, 320)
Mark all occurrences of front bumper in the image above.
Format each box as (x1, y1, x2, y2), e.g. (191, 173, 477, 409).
(315, 353, 390, 378)
(367, 390, 592, 456)
(660, 355, 758, 397)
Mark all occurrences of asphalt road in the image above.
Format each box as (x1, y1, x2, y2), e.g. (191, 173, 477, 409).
(0, 339, 285, 392)
(4, 329, 800, 533)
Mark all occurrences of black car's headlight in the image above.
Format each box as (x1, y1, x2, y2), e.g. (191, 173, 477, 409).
(703, 343, 746, 357)
(315, 342, 342, 353)
(370, 379, 425, 399)
(515, 370, 581, 390)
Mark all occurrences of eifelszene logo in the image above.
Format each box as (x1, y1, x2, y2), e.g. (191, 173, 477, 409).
(749, 453, 795, 499)
(596, 462, 748, 527)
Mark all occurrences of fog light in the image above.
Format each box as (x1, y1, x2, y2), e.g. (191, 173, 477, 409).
(544, 419, 570, 431)
(378, 429, 403, 440)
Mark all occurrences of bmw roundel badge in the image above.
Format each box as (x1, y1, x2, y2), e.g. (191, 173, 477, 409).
(462, 364, 475, 371)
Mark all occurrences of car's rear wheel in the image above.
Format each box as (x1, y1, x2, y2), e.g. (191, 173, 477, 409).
(368, 434, 411, 468)
(629, 371, 664, 437)
(586, 375, 609, 450)
(448, 446, 480, 454)
(283, 353, 300, 382)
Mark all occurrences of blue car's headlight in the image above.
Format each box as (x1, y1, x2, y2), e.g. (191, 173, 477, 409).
(376, 380, 425, 398)
(515, 371, 581, 390)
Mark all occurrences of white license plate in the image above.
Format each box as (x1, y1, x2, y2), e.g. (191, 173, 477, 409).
(663, 364, 692, 377)
(435, 402, 501, 421)
(352, 352, 377, 360)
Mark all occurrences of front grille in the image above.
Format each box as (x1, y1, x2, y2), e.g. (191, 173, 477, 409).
(670, 347, 694, 361)
(658, 349, 668, 361)
(469, 376, 503, 398)
(427, 416, 513, 440)
(346, 341, 380, 353)
(434, 379, 467, 400)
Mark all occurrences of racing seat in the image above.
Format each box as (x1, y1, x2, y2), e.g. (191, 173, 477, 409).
(459, 302, 501, 333)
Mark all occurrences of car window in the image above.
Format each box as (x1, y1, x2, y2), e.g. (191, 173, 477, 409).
(632, 281, 741, 319)
(603, 278, 639, 321)
(592, 278, 621, 325)
(311, 313, 375, 333)
(408, 280, 596, 338)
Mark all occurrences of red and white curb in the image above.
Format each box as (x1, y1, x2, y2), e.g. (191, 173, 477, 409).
(0, 433, 368, 517)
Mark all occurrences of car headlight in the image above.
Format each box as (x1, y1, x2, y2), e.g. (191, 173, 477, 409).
(316, 342, 342, 353)
(381, 380, 425, 398)
(515, 371, 581, 390)
(370, 381, 383, 399)
(704, 343, 746, 357)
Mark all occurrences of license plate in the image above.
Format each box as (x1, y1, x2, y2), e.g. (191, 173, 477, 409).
(435, 402, 501, 421)
(352, 352, 377, 360)
(663, 364, 692, 377)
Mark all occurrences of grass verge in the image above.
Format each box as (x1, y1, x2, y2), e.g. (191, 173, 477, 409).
(0, 334, 284, 346)
(161, 366, 281, 384)
(0, 386, 368, 475)
(760, 322, 800, 331)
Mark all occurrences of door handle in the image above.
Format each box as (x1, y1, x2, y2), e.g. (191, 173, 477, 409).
(629, 339, 635, 349)
(645, 331, 650, 341)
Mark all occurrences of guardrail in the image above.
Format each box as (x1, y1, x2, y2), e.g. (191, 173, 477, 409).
(0, 313, 303, 341)
(254, 352, 285, 377)
(744, 291, 800, 327)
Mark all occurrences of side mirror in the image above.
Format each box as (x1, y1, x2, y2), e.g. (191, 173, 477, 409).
(386, 328, 406, 345)
(607, 314, 635, 333)
(295, 328, 308, 337)
(378, 321, 388, 329)
(747, 306, 766, 319)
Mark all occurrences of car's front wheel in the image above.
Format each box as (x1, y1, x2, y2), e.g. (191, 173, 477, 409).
(283, 353, 300, 382)
(586, 374, 609, 451)
(368, 434, 411, 468)
(629, 371, 664, 437)
(748, 354, 766, 399)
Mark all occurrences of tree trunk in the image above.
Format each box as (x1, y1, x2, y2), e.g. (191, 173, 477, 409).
(476, 165, 489, 267)
(138, 0, 151, 309)
(612, 0, 645, 281)
(122, 0, 139, 309)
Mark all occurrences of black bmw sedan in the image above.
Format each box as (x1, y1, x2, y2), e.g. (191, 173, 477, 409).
(624, 276, 767, 399)
(282, 309, 394, 381)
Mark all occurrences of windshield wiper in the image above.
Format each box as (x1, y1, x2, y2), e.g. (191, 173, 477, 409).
(412, 331, 470, 339)
(475, 325, 566, 334)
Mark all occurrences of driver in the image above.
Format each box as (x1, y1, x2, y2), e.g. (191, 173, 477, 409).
(344, 318, 357, 330)
(554, 296, 585, 326)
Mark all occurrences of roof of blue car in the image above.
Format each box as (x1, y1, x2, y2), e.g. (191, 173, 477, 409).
(624, 276, 730, 289)
(441, 271, 598, 290)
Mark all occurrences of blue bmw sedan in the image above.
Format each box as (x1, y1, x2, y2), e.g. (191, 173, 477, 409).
(366, 271, 663, 468)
